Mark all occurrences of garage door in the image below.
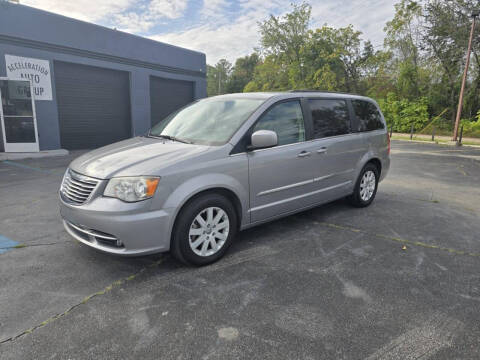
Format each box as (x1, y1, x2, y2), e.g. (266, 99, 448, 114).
(150, 76, 194, 127)
(54, 61, 131, 150)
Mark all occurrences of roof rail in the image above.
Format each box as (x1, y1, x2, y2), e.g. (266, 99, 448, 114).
(289, 89, 359, 96)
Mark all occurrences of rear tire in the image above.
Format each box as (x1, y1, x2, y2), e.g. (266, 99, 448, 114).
(347, 163, 379, 208)
(171, 193, 237, 266)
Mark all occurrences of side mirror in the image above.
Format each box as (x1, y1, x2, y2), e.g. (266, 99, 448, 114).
(250, 130, 278, 150)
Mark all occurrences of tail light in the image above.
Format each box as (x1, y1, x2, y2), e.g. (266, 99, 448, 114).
(387, 133, 391, 155)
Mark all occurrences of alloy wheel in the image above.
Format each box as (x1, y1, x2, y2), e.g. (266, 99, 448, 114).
(188, 207, 230, 257)
(359, 170, 376, 201)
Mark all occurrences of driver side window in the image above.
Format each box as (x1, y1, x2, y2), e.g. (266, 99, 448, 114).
(253, 100, 305, 146)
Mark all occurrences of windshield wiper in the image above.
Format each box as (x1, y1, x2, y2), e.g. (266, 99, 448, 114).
(147, 133, 192, 144)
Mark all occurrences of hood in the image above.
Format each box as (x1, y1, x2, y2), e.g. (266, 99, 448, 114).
(70, 136, 210, 179)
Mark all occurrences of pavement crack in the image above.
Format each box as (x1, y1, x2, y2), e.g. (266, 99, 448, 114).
(0, 241, 65, 250)
(457, 165, 468, 177)
(317, 222, 480, 258)
(0, 258, 164, 345)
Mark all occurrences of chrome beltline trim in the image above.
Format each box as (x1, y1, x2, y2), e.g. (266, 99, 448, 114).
(313, 168, 354, 182)
(257, 179, 314, 196)
(258, 169, 355, 196)
(250, 180, 352, 213)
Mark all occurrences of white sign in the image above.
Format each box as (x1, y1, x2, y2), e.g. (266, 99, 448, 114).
(5, 54, 52, 100)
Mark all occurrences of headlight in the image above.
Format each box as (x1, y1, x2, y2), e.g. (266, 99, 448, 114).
(104, 177, 160, 202)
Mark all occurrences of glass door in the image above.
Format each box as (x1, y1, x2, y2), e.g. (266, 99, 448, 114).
(0, 79, 39, 152)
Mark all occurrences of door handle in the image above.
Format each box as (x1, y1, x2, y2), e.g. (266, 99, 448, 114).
(317, 147, 327, 154)
(297, 151, 311, 158)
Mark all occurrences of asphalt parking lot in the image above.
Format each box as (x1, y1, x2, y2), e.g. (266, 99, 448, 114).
(1, 140, 480, 359)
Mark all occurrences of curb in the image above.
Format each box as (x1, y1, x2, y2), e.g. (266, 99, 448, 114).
(0, 149, 69, 160)
(391, 138, 480, 149)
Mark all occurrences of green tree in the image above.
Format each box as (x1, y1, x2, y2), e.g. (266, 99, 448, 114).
(422, 0, 473, 123)
(204, 0, 480, 137)
(258, 2, 311, 63)
(384, 0, 423, 98)
(206, 65, 218, 97)
(206, 59, 232, 96)
(225, 53, 260, 93)
(300, 26, 384, 93)
(244, 55, 290, 91)
(378, 93, 429, 131)
(257, 2, 311, 87)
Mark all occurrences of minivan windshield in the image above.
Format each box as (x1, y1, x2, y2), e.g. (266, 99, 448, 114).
(149, 97, 265, 145)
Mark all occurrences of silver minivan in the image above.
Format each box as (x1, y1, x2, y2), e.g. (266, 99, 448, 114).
(59, 91, 390, 265)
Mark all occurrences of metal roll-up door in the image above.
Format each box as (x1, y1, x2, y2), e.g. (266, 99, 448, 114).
(54, 61, 131, 150)
(150, 76, 194, 127)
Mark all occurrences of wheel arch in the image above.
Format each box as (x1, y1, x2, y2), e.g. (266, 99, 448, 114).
(163, 174, 247, 250)
(356, 150, 383, 177)
(168, 187, 243, 251)
(175, 187, 243, 227)
(366, 157, 382, 177)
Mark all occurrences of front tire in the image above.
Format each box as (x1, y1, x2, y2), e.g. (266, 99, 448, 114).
(348, 163, 379, 208)
(171, 193, 238, 266)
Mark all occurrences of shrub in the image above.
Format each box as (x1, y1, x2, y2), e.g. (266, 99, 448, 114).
(461, 118, 480, 138)
(377, 93, 429, 132)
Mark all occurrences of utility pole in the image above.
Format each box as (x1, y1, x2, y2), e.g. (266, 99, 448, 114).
(453, 10, 479, 142)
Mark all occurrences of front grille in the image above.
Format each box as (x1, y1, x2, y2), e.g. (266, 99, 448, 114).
(60, 169, 99, 205)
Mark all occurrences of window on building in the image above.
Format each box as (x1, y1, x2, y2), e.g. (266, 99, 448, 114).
(308, 99, 350, 139)
(352, 100, 384, 132)
(253, 100, 305, 146)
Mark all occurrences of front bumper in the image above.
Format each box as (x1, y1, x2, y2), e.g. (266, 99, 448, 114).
(60, 196, 174, 256)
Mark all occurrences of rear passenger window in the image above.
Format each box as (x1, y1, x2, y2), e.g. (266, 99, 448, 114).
(308, 99, 350, 139)
(352, 100, 384, 132)
(253, 101, 305, 146)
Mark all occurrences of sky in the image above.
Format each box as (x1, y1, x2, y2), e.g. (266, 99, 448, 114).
(21, 0, 398, 64)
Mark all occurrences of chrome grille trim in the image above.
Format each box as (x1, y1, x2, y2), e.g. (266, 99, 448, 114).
(64, 185, 91, 198)
(68, 222, 117, 241)
(60, 169, 99, 205)
(64, 181, 92, 194)
(68, 177, 96, 187)
(64, 220, 122, 248)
